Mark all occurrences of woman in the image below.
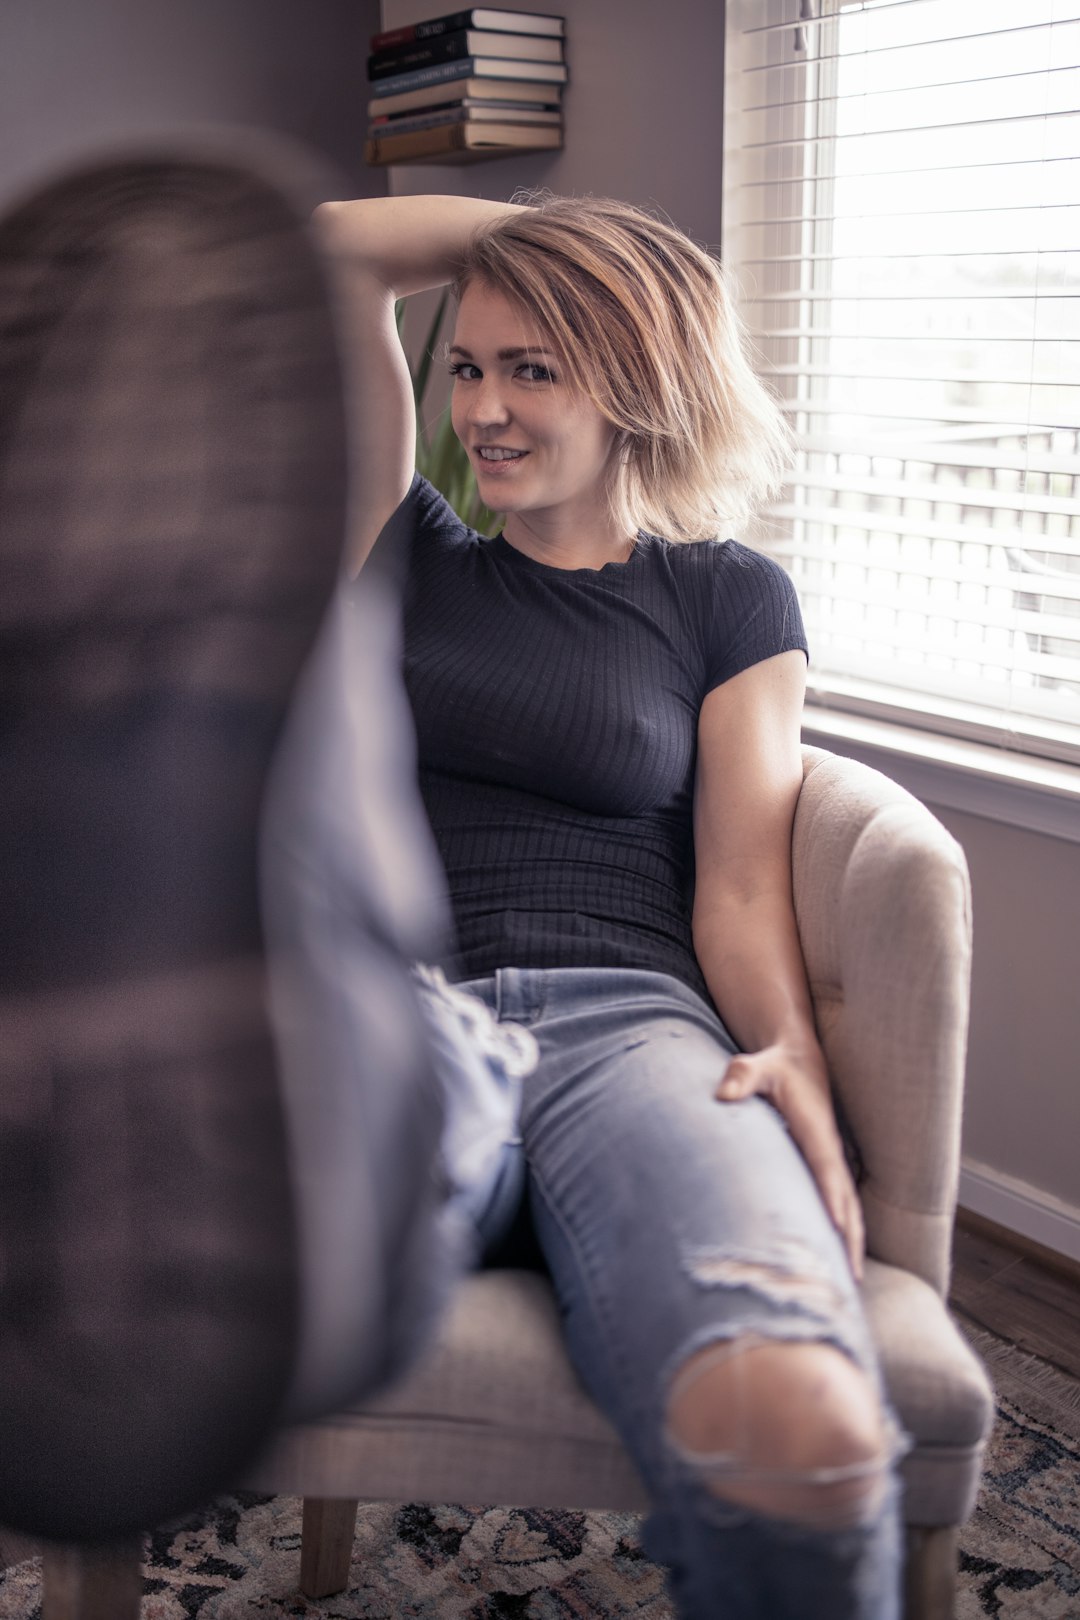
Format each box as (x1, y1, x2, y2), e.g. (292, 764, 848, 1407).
(314, 191, 907, 1620)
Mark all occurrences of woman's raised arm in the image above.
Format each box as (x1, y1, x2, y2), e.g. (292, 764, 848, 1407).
(311, 195, 523, 573)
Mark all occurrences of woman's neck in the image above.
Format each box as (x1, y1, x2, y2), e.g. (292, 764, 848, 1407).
(500, 508, 635, 572)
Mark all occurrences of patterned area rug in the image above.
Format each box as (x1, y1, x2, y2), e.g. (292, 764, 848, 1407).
(1, 1325, 1077, 1618)
(956, 1324, 1080, 1618)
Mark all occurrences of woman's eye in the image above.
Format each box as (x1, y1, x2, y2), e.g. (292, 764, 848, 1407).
(448, 362, 480, 381)
(519, 362, 554, 383)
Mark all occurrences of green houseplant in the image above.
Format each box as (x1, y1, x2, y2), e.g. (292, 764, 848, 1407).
(398, 292, 499, 536)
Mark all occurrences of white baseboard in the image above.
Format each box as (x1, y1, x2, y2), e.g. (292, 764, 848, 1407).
(959, 1158, 1080, 1264)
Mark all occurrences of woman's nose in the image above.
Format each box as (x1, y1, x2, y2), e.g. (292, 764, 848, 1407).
(467, 377, 510, 427)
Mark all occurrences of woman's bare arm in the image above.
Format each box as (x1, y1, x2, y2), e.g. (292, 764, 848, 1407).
(310, 196, 523, 574)
(692, 649, 865, 1277)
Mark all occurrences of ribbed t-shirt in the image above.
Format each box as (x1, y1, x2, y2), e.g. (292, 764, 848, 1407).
(395, 475, 808, 1000)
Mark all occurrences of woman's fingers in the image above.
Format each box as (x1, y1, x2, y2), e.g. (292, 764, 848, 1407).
(781, 1083, 865, 1278)
(813, 1156, 865, 1280)
(715, 1053, 758, 1099)
(714, 1048, 865, 1280)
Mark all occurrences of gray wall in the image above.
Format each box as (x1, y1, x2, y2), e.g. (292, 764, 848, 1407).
(933, 806, 1080, 1208)
(0, 0, 384, 207)
(381, 0, 726, 251)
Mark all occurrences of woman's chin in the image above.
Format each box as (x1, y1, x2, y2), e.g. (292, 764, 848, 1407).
(474, 475, 523, 514)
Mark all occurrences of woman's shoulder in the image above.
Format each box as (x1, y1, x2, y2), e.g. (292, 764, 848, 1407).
(369, 474, 485, 583)
(639, 534, 805, 684)
(643, 533, 797, 599)
(402, 473, 478, 542)
(712, 539, 799, 608)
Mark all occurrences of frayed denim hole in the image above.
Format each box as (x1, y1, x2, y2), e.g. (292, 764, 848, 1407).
(678, 1246, 850, 1322)
(654, 1416, 754, 1533)
(661, 1323, 904, 1535)
(673, 1241, 905, 1447)
(659, 1277, 873, 1479)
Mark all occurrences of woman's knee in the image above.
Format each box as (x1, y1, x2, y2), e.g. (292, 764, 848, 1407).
(666, 1337, 893, 1530)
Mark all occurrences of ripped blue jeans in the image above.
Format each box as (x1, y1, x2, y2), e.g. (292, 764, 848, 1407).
(460, 966, 907, 1620)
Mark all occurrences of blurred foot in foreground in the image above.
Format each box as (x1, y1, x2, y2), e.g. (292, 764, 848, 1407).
(0, 134, 464, 1542)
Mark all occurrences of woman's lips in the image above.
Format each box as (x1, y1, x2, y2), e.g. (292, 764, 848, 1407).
(475, 447, 529, 472)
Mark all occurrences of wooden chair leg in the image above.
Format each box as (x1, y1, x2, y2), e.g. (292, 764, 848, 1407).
(300, 1496, 359, 1599)
(41, 1539, 143, 1620)
(904, 1525, 959, 1620)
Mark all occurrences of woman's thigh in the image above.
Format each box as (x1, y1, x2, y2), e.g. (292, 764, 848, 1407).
(464, 966, 882, 1487)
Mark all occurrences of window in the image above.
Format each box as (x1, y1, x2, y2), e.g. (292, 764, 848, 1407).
(723, 0, 1080, 765)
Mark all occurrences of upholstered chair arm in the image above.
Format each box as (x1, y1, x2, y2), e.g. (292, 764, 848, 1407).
(793, 746, 973, 1297)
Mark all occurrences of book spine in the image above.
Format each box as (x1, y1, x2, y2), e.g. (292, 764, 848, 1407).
(372, 11, 564, 50)
(370, 57, 565, 96)
(369, 58, 475, 95)
(413, 9, 474, 39)
(366, 123, 561, 165)
(372, 57, 566, 95)
(370, 108, 459, 133)
(370, 105, 560, 135)
(368, 32, 470, 80)
(369, 97, 467, 124)
(370, 76, 562, 115)
(366, 123, 469, 164)
(371, 25, 415, 50)
(369, 107, 474, 136)
(370, 12, 472, 51)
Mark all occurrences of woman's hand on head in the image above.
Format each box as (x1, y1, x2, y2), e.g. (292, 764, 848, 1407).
(715, 1043, 866, 1281)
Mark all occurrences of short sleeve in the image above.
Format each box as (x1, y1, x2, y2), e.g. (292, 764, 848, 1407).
(703, 541, 809, 691)
(366, 473, 472, 587)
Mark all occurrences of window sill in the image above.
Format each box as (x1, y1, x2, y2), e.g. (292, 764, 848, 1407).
(802, 707, 1080, 844)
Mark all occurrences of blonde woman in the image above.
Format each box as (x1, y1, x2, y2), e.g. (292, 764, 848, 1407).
(318, 191, 906, 1620)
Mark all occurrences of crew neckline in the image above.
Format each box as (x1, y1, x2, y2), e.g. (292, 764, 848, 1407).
(488, 531, 647, 577)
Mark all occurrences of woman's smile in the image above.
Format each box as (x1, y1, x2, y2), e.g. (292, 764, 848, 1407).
(449, 280, 617, 533)
(475, 445, 529, 470)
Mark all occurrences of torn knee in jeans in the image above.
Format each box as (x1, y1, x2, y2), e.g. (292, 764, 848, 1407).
(664, 1261, 898, 1532)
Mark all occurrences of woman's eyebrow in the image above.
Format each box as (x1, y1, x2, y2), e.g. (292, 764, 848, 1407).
(448, 344, 556, 361)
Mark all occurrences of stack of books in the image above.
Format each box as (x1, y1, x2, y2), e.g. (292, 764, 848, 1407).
(364, 7, 567, 166)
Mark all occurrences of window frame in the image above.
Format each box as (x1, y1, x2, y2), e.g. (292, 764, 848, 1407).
(722, 0, 1080, 773)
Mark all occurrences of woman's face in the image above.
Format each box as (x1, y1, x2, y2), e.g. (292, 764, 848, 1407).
(449, 280, 617, 526)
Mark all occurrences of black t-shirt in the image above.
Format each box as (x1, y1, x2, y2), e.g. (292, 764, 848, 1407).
(395, 475, 808, 1000)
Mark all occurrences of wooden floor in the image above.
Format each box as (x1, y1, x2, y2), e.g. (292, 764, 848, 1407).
(950, 1210, 1080, 1383)
(2, 1212, 1078, 1578)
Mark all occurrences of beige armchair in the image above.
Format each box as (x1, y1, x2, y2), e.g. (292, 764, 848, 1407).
(41, 746, 994, 1620)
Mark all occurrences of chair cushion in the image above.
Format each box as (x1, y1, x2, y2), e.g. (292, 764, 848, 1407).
(862, 1259, 994, 1525)
(246, 1270, 649, 1510)
(249, 1264, 994, 1529)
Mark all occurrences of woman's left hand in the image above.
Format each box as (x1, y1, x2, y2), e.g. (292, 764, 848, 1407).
(715, 1043, 865, 1281)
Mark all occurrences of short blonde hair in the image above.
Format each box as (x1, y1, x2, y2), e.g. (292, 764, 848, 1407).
(454, 193, 791, 541)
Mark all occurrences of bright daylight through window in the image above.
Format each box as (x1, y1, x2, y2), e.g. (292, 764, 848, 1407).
(723, 0, 1080, 765)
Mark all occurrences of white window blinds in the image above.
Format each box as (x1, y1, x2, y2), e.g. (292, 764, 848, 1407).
(722, 0, 1080, 765)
